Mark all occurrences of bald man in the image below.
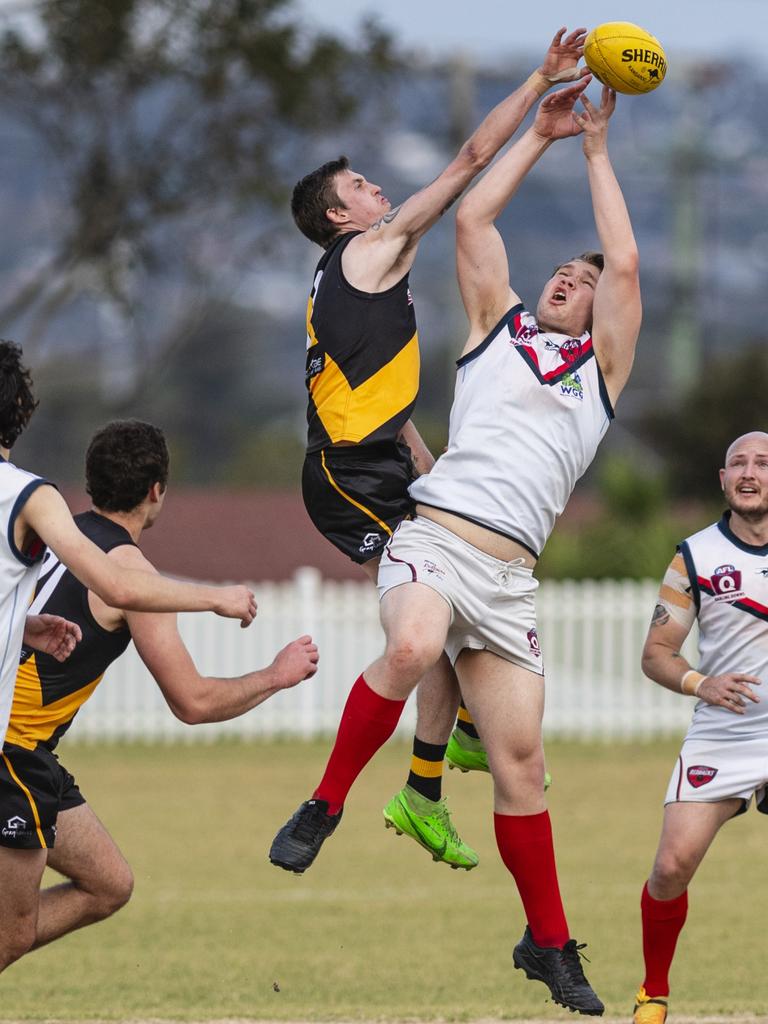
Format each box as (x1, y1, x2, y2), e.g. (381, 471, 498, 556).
(630, 431, 768, 1024)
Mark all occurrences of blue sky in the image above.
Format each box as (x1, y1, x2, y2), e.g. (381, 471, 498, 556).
(296, 0, 768, 69)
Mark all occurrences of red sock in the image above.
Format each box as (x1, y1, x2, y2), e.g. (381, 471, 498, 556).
(641, 881, 687, 997)
(313, 674, 405, 814)
(494, 811, 570, 948)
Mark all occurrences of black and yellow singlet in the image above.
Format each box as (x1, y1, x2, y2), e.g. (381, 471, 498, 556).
(6, 511, 135, 751)
(304, 231, 420, 453)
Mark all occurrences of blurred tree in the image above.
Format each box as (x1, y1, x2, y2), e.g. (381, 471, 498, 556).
(0, 0, 398, 397)
(597, 455, 666, 524)
(642, 342, 768, 500)
(537, 456, 698, 581)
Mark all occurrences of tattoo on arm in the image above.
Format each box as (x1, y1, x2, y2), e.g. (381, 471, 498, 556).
(370, 206, 402, 231)
(440, 191, 463, 216)
(650, 603, 670, 628)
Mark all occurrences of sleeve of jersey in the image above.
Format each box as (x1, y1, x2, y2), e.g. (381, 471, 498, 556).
(657, 552, 696, 630)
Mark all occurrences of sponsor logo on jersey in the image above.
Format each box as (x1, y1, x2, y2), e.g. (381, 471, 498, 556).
(527, 628, 541, 658)
(756, 568, 768, 577)
(422, 559, 446, 579)
(687, 765, 718, 789)
(559, 371, 584, 400)
(710, 564, 745, 602)
(306, 353, 325, 381)
(513, 320, 539, 345)
(359, 532, 382, 555)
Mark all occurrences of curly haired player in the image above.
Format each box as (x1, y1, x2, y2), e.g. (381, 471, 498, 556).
(0, 418, 318, 974)
(0, 341, 257, 754)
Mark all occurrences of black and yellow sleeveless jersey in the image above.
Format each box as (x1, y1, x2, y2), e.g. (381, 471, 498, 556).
(7, 511, 135, 752)
(305, 231, 420, 453)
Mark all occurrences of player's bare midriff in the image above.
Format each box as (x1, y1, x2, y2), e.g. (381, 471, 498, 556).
(415, 505, 537, 568)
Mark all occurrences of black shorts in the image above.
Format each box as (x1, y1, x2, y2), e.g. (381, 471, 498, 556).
(0, 742, 85, 849)
(302, 441, 416, 563)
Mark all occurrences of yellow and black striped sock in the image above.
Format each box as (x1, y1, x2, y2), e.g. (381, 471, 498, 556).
(406, 737, 446, 802)
(455, 701, 479, 740)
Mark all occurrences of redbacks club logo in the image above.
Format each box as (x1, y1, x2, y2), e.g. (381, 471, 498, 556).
(559, 338, 583, 363)
(687, 765, 718, 789)
(710, 564, 745, 602)
(527, 628, 541, 659)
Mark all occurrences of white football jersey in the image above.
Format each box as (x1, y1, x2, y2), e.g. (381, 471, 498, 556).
(409, 304, 614, 557)
(679, 514, 768, 740)
(0, 458, 49, 745)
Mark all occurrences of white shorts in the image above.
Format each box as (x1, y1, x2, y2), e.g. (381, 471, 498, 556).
(377, 516, 543, 675)
(664, 737, 768, 814)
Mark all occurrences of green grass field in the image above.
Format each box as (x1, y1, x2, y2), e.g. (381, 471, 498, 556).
(3, 739, 767, 1021)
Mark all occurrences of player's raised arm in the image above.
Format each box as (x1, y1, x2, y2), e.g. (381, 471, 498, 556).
(398, 419, 435, 475)
(455, 80, 589, 342)
(20, 486, 257, 626)
(349, 29, 587, 287)
(578, 85, 641, 403)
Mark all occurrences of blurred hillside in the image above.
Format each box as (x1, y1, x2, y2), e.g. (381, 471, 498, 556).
(0, 2, 765, 579)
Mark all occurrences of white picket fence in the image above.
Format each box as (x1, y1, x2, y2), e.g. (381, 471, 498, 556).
(66, 568, 698, 744)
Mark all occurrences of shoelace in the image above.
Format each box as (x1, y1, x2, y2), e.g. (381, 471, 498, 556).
(433, 800, 460, 842)
(292, 803, 332, 842)
(558, 940, 591, 990)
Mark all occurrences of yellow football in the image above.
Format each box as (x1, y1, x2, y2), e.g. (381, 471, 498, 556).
(584, 22, 667, 95)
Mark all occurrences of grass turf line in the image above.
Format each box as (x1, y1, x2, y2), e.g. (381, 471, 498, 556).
(2, 740, 766, 1020)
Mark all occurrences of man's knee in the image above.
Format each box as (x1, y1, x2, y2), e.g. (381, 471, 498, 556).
(650, 847, 696, 893)
(0, 912, 36, 966)
(492, 738, 544, 776)
(488, 742, 545, 798)
(384, 634, 442, 683)
(85, 860, 134, 920)
(100, 862, 134, 916)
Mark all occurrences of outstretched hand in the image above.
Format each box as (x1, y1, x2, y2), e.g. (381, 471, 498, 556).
(533, 78, 592, 141)
(272, 635, 319, 688)
(215, 585, 258, 627)
(23, 613, 82, 662)
(574, 85, 617, 155)
(539, 27, 589, 84)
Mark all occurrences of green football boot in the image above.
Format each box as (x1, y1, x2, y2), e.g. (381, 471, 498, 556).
(446, 729, 552, 790)
(383, 784, 479, 870)
(445, 728, 490, 773)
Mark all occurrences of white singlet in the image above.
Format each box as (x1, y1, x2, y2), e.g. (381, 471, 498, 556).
(678, 513, 768, 742)
(409, 304, 614, 558)
(0, 458, 49, 745)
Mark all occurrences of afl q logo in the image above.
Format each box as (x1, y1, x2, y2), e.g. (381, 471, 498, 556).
(710, 564, 742, 596)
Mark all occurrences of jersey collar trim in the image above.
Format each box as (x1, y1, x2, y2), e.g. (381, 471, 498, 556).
(717, 511, 768, 555)
(456, 304, 524, 368)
